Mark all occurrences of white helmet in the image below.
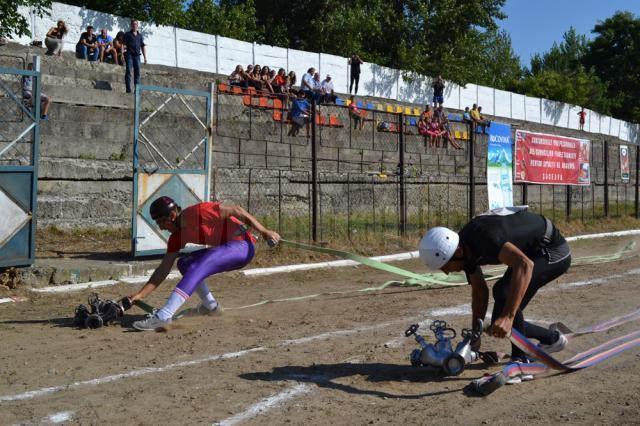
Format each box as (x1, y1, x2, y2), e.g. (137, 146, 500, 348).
(419, 227, 459, 270)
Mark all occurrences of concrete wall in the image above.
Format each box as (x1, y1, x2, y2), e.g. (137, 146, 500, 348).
(15, 2, 639, 144)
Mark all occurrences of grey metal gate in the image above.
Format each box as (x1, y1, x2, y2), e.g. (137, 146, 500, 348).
(131, 84, 213, 256)
(0, 56, 41, 267)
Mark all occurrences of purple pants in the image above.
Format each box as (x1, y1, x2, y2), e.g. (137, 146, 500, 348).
(175, 240, 254, 297)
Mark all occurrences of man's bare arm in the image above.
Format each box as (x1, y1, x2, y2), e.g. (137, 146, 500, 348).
(130, 252, 179, 302)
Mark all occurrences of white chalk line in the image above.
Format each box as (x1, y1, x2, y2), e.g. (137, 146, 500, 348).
(47, 410, 74, 423)
(2, 262, 635, 404)
(24, 229, 640, 295)
(215, 383, 312, 426)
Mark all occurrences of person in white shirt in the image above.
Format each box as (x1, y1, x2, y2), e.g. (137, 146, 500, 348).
(321, 74, 336, 103)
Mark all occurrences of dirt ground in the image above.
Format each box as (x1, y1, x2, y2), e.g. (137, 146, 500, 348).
(1, 236, 639, 425)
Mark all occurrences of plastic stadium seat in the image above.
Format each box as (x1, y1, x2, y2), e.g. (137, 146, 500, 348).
(386, 104, 394, 112)
(273, 98, 283, 110)
(273, 110, 282, 121)
(218, 83, 229, 93)
(315, 113, 327, 125)
(356, 101, 364, 109)
(454, 130, 462, 139)
(366, 103, 375, 110)
(376, 104, 385, 111)
(329, 114, 344, 127)
(232, 85, 243, 95)
(335, 98, 345, 106)
(247, 87, 257, 95)
(395, 105, 403, 113)
(404, 107, 412, 115)
(409, 118, 417, 126)
(462, 131, 469, 139)
(448, 113, 455, 121)
(413, 107, 421, 116)
(258, 97, 270, 108)
(243, 95, 252, 107)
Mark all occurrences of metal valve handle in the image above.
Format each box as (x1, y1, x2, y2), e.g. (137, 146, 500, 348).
(405, 324, 420, 337)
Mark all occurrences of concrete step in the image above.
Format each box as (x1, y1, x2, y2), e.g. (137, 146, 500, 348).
(39, 157, 131, 180)
(40, 135, 131, 160)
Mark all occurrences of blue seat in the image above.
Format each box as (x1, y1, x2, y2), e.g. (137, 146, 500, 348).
(409, 118, 417, 126)
(448, 113, 455, 121)
(366, 103, 375, 110)
(356, 101, 364, 108)
(335, 98, 345, 106)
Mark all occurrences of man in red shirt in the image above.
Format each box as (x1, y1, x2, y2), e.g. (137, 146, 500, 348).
(128, 196, 280, 331)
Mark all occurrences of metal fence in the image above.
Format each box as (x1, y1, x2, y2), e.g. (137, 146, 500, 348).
(213, 89, 640, 244)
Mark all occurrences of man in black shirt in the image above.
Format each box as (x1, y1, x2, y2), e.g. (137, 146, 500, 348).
(432, 75, 445, 107)
(419, 209, 571, 369)
(123, 19, 148, 93)
(348, 54, 363, 95)
(75, 25, 99, 61)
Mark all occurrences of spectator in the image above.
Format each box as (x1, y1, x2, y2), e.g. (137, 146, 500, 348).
(348, 53, 363, 94)
(578, 107, 587, 131)
(301, 67, 315, 99)
(97, 28, 117, 64)
(260, 66, 274, 93)
(75, 25, 99, 61)
(321, 74, 336, 103)
(22, 63, 52, 120)
(421, 105, 433, 122)
(441, 115, 462, 149)
(288, 70, 297, 88)
(418, 116, 429, 136)
(229, 65, 248, 88)
(113, 31, 126, 66)
(45, 20, 68, 56)
(463, 106, 472, 122)
(123, 19, 147, 93)
(426, 118, 445, 148)
(433, 105, 445, 122)
(432, 75, 445, 107)
(310, 72, 323, 104)
(273, 68, 287, 94)
(348, 95, 367, 130)
(244, 65, 260, 91)
(288, 90, 311, 137)
(477, 106, 491, 133)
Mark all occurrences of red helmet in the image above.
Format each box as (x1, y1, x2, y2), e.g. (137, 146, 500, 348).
(149, 196, 178, 220)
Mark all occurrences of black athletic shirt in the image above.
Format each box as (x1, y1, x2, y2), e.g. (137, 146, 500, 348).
(350, 56, 362, 76)
(458, 211, 565, 271)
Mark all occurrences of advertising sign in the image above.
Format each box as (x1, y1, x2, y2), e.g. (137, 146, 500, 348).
(514, 130, 590, 185)
(620, 145, 630, 183)
(487, 123, 513, 209)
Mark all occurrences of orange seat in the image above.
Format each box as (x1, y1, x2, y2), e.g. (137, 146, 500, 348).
(273, 110, 282, 121)
(243, 95, 252, 107)
(273, 98, 283, 110)
(247, 87, 257, 95)
(231, 85, 243, 95)
(258, 97, 270, 108)
(329, 114, 343, 127)
(218, 83, 229, 93)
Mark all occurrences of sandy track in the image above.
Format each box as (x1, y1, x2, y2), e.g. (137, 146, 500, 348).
(0, 236, 639, 425)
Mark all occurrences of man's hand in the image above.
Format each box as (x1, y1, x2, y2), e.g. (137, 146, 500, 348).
(119, 296, 133, 311)
(262, 230, 281, 247)
(490, 316, 513, 338)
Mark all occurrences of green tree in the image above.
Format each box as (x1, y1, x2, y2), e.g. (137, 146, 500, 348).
(63, 0, 185, 27)
(583, 12, 640, 122)
(1, 0, 52, 39)
(183, 0, 259, 41)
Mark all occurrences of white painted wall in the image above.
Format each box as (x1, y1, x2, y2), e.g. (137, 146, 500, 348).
(12, 1, 638, 143)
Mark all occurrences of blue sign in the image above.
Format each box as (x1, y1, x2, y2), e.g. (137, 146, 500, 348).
(487, 123, 513, 209)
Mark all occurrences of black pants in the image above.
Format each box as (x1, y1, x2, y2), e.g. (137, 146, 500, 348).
(350, 73, 360, 94)
(491, 241, 571, 359)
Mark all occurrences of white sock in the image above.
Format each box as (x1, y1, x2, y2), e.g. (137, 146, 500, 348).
(157, 289, 188, 321)
(195, 282, 218, 310)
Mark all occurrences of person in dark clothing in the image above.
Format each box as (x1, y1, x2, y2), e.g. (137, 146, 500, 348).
(419, 208, 571, 382)
(432, 75, 445, 107)
(75, 25, 99, 61)
(348, 54, 363, 95)
(123, 19, 147, 93)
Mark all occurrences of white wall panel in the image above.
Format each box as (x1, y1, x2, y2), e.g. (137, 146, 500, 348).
(589, 111, 601, 134)
(511, 93, 525, 120)
(600, 115, 611, 135)
(524, 96, 541, 123)
(356, 62, 375, 97)
(494, 89, 511, 118)
(217, 37, 252, 76)
(320, 53, 348, 94)
(477, 85, 494, 115)
(610, 118, 621, 138)
(568, 106, 582, 130)
(287, 49, 319, 90)
(176, 29, 216, 73)
(542, 99, 569, 127)
(372, 65, 398, 99)
(620, 122, 630, 141)
(254, 43, 287, 71)
(443, 81, 460, 110)
(460, 84, 477, 110)
(140, 25, 176, 67)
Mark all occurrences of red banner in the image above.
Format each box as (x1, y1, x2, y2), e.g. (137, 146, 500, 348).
(514, 130, 591, 185)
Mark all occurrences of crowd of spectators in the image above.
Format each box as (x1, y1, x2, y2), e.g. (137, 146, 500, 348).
(418, 105, 461, 148)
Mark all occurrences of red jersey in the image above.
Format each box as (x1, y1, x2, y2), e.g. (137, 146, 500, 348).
(166, 202, 256, 253)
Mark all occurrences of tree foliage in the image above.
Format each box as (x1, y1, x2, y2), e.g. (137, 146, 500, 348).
(0, 0, 52, 39)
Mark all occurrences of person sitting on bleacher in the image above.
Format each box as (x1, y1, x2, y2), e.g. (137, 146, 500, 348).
(301, 68, 316, 101)
(421, 105, 433, 122)
(273, 68, 287, 94)
(348, 95, 366, 130)
(260, 66, 274, 93)
(22, 63, 52, 120)
(471, 104, 491, 133)
(426, 118, 446, 148)
(288, 71, 297, 89)
(75, 25, 99, 61)
(441, 114, 462, 149)
(310, 72, 323, 104)
(321, 75, 336, 104)
(288, 90, 311, 137)
(418, 116, 429, 137)
(113, 31, 126, 66)
(245, 65, 262, 91)
(463, 106, 472, 123)
(97, 28, 117, 64)
(45, 20, 68, 56)
(229, 65, 248, 88)
(434, 105, 445, 122)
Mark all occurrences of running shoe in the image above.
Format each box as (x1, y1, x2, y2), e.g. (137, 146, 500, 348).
(538, 325, 568, 353)
(132, 314, 171, 331)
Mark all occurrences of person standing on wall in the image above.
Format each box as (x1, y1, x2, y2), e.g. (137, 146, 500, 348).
(124, 19, 147, 94)
(348, 53, 363, 95)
